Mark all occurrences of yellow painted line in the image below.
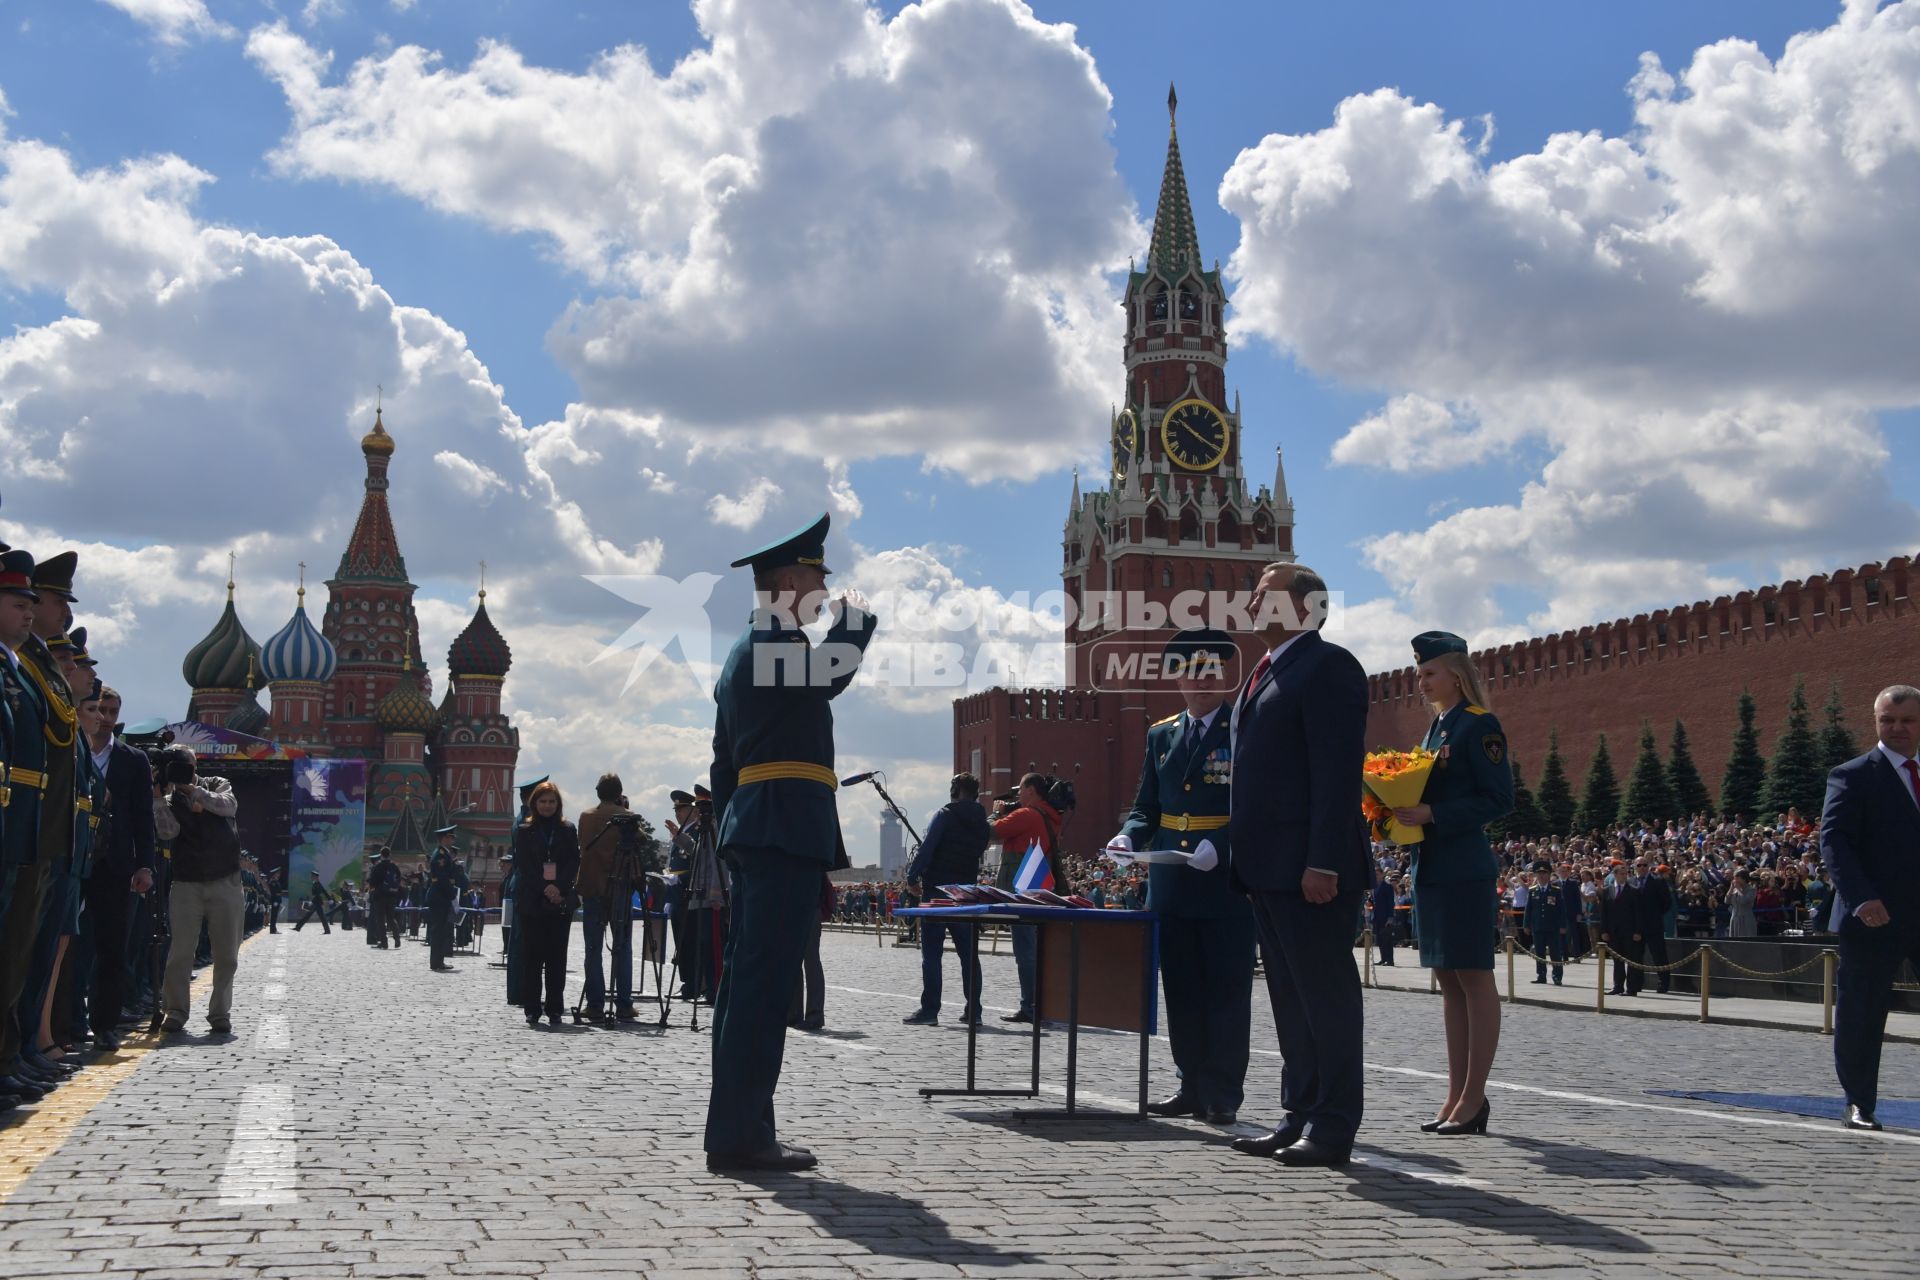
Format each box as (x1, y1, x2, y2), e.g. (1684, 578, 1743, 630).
(0, 926, 274, 1202)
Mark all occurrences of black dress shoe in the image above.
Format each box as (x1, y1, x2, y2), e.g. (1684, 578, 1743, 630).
(1277, 1137, 1351, 1167)
(706, 1143, 819, 1173)
(1206, 1109, 1238, 1125)
(902, 1009, 938, 1026)
(1435, 1099, 1490, 1136)
(1230, 1123, 1304, 1157)
(1145, 1094, 1201, 1117)
(525, 1013, 543, 1028)
(1, 1075, 51, 1098)
(92, 1033, 121, 1054)
(615, 1006, 639, 1021)
(208, 1021, 232, 1035)
(1001, 1010, 1033, 1023)
(1845, 1105, 1883, 1132)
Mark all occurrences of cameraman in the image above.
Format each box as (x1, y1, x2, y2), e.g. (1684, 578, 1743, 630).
(989, 773, 1066, 1025)
(576, 773, 638, 1021)
(151, 745, 242, 1034)
(902, 773, 990, 1027)
(366, 847, 403, 949)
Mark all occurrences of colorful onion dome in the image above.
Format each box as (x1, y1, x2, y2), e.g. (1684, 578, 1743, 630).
(183, 580, 261, 691)
(361, 406, 395, 457)
(448, 593, 511, 678)
(375, 669, 439, 735)
(260, 587, 337, 684)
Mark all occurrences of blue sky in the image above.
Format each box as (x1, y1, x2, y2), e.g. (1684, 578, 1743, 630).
(2, 0, 1915, 840)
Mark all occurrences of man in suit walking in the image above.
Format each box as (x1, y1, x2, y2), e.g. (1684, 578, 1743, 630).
(1820, 684, 1920, 1131)
(1227, 563, 1371, 1168)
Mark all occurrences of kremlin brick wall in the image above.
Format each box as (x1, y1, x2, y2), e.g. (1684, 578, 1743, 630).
(1363, 556, 1919, 816)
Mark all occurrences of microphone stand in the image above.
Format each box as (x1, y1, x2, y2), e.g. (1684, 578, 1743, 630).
(856, 775, 923, 948)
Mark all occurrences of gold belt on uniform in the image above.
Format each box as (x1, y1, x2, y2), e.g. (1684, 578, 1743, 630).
(1163, 813, 1229, 831)
(8, 768, 46, 789)
(735, 761, 839, 790)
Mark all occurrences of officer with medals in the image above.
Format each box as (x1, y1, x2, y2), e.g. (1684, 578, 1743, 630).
(1114, 628, 1254, 1125)
(425, 825, 470, 972)
(0, 551, 79, 1097)
(1523, 860, 1568, 985)
(1391, 630, 1514, 1136)
(704, 513, 874, 1174)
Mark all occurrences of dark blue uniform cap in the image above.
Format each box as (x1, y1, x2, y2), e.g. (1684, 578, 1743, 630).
(1411, 630, 1469, 662)
(1163, 627, 1236, 662)
(0, 548, 39, 600)
(517, 775, 549, 801)
(693, 783, 711, 801)
(728, 512, 831, 575)
(432, 824, 460, 837)
(669, 789, 695, 805)
(69, 624, 97, 666)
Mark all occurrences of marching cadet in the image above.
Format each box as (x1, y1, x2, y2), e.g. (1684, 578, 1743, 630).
(426, 826, 470, 972)
(1115, 628, 1254, 1126)
(1523, 860, 1569, 985)
(703, 513, 874, 1174)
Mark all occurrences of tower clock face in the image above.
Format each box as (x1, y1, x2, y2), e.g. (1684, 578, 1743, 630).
(1112, 408, 1140, 478)
(1160, 398, 1231, 471)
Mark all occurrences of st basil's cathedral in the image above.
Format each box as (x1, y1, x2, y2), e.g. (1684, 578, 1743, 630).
(177, 411, 520, 871)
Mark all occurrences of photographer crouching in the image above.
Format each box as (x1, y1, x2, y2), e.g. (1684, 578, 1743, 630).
(151, 745, 243, 1034)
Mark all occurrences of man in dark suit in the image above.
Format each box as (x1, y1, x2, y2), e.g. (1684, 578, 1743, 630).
(1600, 863, 1644, 995)
(1635, 858, 1675, 994)
(1820, 684, 1920, 1131)
(704, 513, 874, 1173)
(84, 688, 156, 1051)
(1226, 563, 1371, 1168)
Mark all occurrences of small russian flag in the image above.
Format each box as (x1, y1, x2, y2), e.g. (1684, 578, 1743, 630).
(1013, 842, 1054, 893)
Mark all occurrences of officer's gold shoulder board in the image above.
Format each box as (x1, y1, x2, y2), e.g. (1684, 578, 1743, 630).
(1483, 733, 1506, 764)
(1464, 704, 1490, 716)
(1151, 713, 1180, 728)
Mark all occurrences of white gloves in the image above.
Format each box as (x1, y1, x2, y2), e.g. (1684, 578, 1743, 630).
(1104, 833, 1134, 859)
(1189, 839, 1219, 872)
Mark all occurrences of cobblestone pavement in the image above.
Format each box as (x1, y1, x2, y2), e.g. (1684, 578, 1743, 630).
(2, 923, 1916, 1279)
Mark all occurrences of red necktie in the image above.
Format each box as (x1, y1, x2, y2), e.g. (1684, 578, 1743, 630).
(1905, 758, 1920, 809)
(1241, 653, 1272, 709)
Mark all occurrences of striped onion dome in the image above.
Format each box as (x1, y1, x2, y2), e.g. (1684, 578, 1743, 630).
(260, 589, 337, 684)
(183, 582, 261, 691)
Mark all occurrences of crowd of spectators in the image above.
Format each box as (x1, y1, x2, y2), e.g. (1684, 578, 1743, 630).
(1368, 809, 1837, 951)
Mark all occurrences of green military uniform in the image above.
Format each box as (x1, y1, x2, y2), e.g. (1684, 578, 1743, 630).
(0, 551, 77, 1080)
(704, 513, 874, 1168)
(426, 834, 470, 971)
(1120, 629, 1255, 1120)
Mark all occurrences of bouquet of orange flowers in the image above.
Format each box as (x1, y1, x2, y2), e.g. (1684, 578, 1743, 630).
(1362, 748, 1437, 846)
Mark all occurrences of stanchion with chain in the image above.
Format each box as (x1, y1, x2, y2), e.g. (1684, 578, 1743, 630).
(1823, 949, 1838, 1035)
(1596, 942, 1608, 1012)
(1504, 933, 1516, 1004)
(1699, 947, 1711, 1023)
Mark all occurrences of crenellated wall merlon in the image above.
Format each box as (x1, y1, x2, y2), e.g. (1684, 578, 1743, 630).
(1366, 554, 1916, 705)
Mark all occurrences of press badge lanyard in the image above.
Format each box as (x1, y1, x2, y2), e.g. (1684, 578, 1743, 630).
(542, 827, 557, 883)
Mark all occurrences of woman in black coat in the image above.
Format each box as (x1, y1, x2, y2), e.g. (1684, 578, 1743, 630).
(514, 781, 581, 1027)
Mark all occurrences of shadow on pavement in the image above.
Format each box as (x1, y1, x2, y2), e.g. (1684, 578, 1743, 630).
(747, 1174, 1043, 1267)
(1342, 1156, 1653, 1253)
(1497, 1133, 1762, 1189)
(949, 1108, 1234, 1144)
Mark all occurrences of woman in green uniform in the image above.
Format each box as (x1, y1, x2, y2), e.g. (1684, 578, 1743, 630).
(1391, 632, 1513, 1136)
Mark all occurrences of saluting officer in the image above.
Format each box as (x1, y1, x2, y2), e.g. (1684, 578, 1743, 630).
(426, 826, 470, 972)
(1116, 628, 1255, 1125)
(704, 513, 875, 1174)
(1523, 860, 1569, 985)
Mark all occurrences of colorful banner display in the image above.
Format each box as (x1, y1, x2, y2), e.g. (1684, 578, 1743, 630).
(287, 757, 369, 896)
(163, 720, 308, 762)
